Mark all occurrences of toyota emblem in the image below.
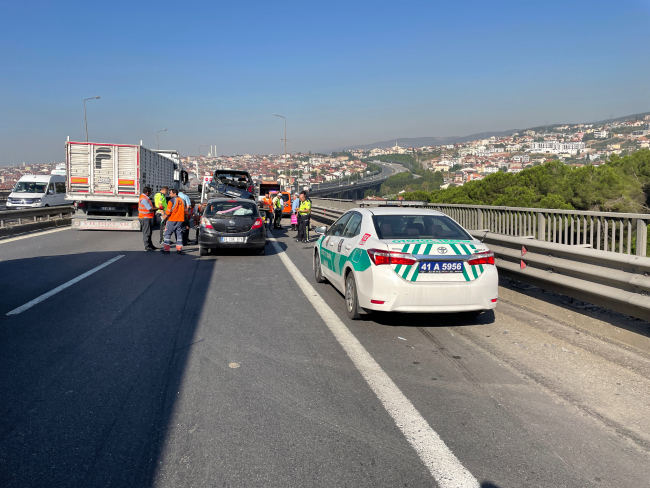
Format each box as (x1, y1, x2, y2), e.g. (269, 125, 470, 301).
(437, 247, 448, 254)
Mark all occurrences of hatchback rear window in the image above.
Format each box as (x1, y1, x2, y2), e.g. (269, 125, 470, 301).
(205, 201, 257, 217)
(372, 214, 471, 240)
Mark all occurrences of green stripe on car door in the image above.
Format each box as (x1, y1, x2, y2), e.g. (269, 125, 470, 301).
(412, 244, 421, 254)
(470, 266, 478, 279)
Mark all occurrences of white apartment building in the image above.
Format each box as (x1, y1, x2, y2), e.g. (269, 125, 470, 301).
(512, 155, 530, 163)
(594, 131, 609, 138)
(529, 141, 585, 155)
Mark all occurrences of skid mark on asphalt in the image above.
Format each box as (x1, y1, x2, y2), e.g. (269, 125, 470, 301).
(268, 234, 480, 488)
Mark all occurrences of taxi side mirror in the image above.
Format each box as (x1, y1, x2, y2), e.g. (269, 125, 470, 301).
(315, 226, 327, 235)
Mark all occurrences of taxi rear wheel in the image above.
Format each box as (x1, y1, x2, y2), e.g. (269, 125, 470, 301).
(314, 252, 327, 283)
(345, 272, 361, 320)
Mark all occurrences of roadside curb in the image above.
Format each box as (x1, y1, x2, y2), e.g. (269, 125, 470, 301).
(0, 218, 72, 239)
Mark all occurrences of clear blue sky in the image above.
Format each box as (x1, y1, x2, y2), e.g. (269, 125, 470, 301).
(1, 0, 648, 164)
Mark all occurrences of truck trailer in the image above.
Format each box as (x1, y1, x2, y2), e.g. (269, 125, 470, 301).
(65, 141, 181, 230)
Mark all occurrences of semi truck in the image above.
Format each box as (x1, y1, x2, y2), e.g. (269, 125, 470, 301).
(65, 141, 182, 230)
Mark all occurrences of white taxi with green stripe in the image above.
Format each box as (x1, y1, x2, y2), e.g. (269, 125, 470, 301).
(313, 207, 498, 319)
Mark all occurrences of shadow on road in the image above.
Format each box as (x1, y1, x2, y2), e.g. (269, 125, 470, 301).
(365, 309, 496, 328)
(0, 250, 215, 487)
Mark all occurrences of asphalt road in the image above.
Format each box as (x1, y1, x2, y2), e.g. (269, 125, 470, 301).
(1, 223, 650, 487)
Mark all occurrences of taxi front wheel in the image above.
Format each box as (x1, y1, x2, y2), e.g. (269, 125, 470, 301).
(345, 273, 361, 320)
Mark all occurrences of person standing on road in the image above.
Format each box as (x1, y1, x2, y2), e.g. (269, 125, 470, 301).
(262, 192, 274, 230)
(154, 186, 169, 245)
(296, 191, 312, 243)
(138, 186, 156, 251)
(178, 190, 192, 246)
(291, 193, 300, 231)
(272, 192, 283, 229)
(162, 188, 186, 255)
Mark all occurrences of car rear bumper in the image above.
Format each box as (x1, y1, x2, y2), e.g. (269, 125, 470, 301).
(356, 265, 499, 312)
(199, 229, 265, 249)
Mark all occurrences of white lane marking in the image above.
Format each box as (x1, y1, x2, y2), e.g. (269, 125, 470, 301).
(6, 255, 124, 316)
(268, 236, 479, 488)
(0, 226, 70, 245)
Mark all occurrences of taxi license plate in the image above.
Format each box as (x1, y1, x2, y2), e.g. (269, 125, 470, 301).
(419, 261, 463, 273)
(221, 237, 245, 243)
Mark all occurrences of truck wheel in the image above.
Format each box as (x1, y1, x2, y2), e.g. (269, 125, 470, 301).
(200, 246, 208, 256)
(345, 272, 361, 320)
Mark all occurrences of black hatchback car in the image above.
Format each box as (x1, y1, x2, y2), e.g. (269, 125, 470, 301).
(198, 198, 267, 255)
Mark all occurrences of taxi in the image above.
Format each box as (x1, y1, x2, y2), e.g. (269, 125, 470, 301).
(313, 207, 498, 319)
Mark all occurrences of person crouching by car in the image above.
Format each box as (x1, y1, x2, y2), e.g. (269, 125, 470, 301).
(162, 188, 186, 255)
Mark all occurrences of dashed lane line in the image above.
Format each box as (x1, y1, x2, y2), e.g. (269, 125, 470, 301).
(6, 255, 124, 316)
(0, 226, 70, 245)
(268, 235, 480, 488)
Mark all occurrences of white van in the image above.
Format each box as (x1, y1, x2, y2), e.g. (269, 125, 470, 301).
(6, 174, 68, 209)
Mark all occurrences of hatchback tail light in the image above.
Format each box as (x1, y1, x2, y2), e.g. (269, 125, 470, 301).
(467, 251, 495, 266)
(200, 216, 214, 229)
(367, 248, 417, 266)
(251, 218, 263, 229)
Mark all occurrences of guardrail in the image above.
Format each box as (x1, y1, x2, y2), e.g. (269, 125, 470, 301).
(427, 203, 649, 257)
(0, 206, 74, 228)
(313, 198, 650, 257)
(0, 189, 10, 202)
(470, 231, 650, 322)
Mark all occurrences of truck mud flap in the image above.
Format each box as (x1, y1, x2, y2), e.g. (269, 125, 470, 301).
(73, 220, 140, 231)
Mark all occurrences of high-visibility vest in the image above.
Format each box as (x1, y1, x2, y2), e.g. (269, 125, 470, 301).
(298, 200, 311, 215)
(154, 192, 168, 211)
(274, 197, 282, 209)
(166, 197, 186, 222)
(263, 197, 273, 209)
(138, 194, 155, 219)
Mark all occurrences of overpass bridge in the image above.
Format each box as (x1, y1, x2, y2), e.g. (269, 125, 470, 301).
(308, 161, 407, 199)
(1, 196, 650, 487)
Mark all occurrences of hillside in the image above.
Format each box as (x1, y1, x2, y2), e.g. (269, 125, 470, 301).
(402, 149, 650, 214)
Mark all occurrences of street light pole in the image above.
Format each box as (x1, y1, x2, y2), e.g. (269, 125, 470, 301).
(84, 96, 100, 142)
(157, 129, 167, 150)
(273, 113, 287, 168)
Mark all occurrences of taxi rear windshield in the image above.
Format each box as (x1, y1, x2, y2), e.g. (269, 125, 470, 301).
(372, 214, 472, 240)
(205, 201, 258, 217)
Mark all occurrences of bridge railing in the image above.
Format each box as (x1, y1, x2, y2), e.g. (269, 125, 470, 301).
(313, 198, 650, 257)
(0, 206, 74, 228)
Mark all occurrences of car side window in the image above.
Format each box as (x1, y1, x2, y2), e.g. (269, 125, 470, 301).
(328, 213, 352, 236)
(47, 183, 54, 194)
(55, 182, 66, 194)
(342, 212, 363, 238)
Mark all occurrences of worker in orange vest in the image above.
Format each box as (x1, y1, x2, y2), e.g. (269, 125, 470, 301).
(138, 186, 156, 251)
(262, 192, 274, 230)
(162, 188, 186, 255)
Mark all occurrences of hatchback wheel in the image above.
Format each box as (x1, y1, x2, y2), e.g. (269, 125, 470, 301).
(345, 272, 361, 320)
(199, 245, 208, 256)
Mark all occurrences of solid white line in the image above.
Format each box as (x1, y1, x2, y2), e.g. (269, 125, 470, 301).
(0, 226, 70, 245)
(268, 235, 479, 488)
(6, 255, 124, 316)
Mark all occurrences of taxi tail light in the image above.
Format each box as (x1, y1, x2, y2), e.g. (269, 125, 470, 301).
(467, 251, 495, 266)
(367, 248, 417, 266)
(200, 216, 214, 229)
(251, 218, 263, 229)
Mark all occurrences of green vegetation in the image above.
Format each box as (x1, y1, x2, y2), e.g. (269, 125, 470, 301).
(402, 149, 650, 213)
(366, 162, 381, 173)
(331, 151, 357, 160)
(379, 169, 444, 196)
